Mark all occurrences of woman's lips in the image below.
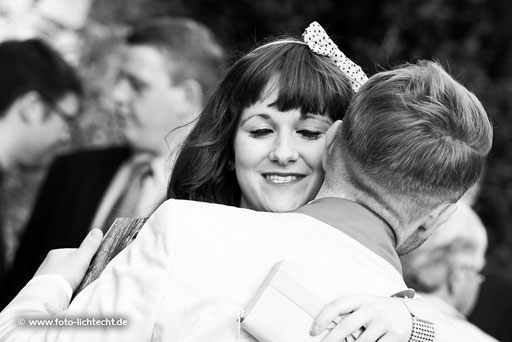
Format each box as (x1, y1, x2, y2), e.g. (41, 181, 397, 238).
(262, 173, 305, 184)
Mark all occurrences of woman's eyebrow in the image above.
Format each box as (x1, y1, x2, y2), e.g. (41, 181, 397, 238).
(301, 113, 333, 124)
(239, 113, 271, 125)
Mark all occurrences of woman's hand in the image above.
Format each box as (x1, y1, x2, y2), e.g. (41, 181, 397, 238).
(310, 293, 413, 342)
(33, 229, 103, 290)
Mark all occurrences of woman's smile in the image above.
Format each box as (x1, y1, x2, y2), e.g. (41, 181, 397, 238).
(262, 173, 305, 185)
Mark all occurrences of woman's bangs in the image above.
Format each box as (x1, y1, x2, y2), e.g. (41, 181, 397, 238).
(231, 53, 279, 111)
(272, 64, 330, 117)
(270, 47, 348, 120)
(230, 42, 351, 121)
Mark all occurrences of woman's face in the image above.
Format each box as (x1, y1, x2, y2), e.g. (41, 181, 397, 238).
(233, 87, 332, 212)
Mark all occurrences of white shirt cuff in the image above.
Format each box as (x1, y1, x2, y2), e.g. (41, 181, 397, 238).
(28, 274, 73, 302)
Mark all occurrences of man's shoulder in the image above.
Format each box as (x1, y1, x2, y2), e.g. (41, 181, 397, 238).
(153, 199, 326, 238)
(157, 199, 262, 219)
(158, 199, 298, 218)
(40, 146, 133, 188)
(49, 147, 132, 174)
(147, 200, 406, 296)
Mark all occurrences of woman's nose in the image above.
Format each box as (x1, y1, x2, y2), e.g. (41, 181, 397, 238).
(268, 135, 299, 165)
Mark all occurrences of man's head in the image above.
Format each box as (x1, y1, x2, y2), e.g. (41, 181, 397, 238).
(0, 38, 82, 169)
(112, 17, 225, 155)
(322, 60, 492, 253)
(402, 202, 487, 316)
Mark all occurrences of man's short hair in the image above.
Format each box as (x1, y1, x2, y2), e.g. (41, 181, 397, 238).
(126, 17, 226, 98)
(0, 38, 82, 116)
(335, 60, 492, 219)
(402, 202, 487, 293)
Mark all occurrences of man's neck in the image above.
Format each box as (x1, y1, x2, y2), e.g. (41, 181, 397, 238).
(314, 183, 345, 201)
(296, 197, 402, 274)
(315, 181, 403, 244)
(141, 124, 193, 160)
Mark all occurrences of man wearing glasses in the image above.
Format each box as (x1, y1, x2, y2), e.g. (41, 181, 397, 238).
(2, 17, 225, 309)
(0, 38, 82, 288)
(0, 39, 81, 169)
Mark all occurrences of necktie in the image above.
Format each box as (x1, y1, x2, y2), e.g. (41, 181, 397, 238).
(102, 158, 153, 231)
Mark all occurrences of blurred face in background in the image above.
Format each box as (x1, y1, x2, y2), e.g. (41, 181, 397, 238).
(112, 44, 192, 156)
(19, 92, 80, 168)
(452, 248, 486, 316)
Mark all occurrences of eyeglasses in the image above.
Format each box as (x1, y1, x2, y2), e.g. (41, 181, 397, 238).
(45, 102, 79, 125)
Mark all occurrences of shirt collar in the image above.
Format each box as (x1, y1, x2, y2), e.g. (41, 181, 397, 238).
(295, 197, 402, 274)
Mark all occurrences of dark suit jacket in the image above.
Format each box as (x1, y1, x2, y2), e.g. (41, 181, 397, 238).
(1, 146, 132, 308)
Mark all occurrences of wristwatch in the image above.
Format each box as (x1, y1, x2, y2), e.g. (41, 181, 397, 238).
(392, 289, 436, 342)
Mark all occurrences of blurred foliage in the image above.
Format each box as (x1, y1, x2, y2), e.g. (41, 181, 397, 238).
(87, 0, 512, 274)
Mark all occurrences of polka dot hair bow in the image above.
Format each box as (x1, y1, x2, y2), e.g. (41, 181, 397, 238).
(303, 21, 368, 92)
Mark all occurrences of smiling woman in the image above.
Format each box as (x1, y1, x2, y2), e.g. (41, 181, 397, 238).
(234, 83, 333, 212)
(168, 35, 353, 211)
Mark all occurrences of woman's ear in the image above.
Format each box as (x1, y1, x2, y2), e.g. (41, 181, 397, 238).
(18, 91, 45, 124)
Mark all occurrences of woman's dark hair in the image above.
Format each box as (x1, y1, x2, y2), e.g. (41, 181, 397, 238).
(167, 37, 354, 206)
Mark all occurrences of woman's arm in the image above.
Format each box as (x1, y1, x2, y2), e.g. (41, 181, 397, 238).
(310, 294, 413, 342)
(0, 229, 102, 341)
(311, 293, 498, 342)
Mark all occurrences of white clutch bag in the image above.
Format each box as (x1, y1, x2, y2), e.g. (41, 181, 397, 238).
(240, 261, 362, 342)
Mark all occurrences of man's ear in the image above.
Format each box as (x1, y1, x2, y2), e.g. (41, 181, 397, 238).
(422, 202, 458, 232)
(17, 91, 45, 124)
(180, 79, 204, 113)
(323, 120, 342, 170)
(325, 120, 342, 148)
(322, 120, 343, 170)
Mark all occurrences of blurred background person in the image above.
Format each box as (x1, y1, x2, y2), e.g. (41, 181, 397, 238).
(463, 170, 512, 342)
(402, 202, 497, 341)
(0, 38, 82, 287)
(0, 0, 122, 278)
(1, 16, 225, 309)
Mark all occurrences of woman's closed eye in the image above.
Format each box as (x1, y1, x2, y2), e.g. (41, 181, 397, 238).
(249, 129, 274, 138)
(297, 130, 323, 140)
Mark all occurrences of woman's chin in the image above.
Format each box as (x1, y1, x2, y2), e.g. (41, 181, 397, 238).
(264, 200, 304, 213)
